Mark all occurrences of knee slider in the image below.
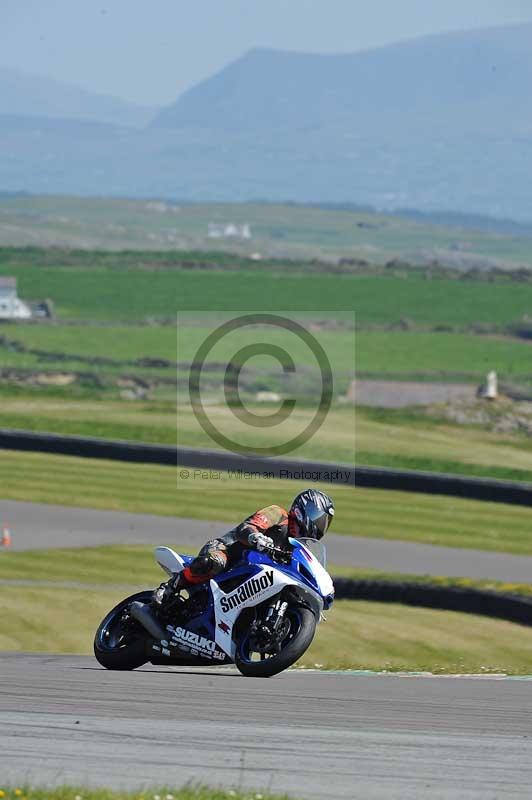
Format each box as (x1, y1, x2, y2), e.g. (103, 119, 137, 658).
(209, 550, 228, 573)
(190, 555, 213, 576)
(190, 551, 227, 576)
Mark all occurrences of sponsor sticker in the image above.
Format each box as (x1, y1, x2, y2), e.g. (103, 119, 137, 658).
(169, 625, 225, 661)
(220, 570, 275, 613)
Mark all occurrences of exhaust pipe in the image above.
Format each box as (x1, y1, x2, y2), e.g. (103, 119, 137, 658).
(129, 601, 167, 641)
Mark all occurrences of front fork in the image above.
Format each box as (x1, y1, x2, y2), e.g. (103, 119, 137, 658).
(250, 598, 289, 653)
(265, 599, 288, 632)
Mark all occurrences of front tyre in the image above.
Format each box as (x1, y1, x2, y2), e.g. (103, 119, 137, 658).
(235, 605, 316, 678)
(94, 591, 152, 670)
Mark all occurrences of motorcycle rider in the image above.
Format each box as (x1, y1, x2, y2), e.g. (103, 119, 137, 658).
(154, 488, 334, 603)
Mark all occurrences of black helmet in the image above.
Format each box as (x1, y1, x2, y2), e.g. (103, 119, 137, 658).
(289, 489, 335, 540)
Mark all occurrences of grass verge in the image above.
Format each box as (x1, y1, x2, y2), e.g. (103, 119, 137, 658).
(3, 545, 532, 598)
(0, 788, 288, 800)
(332, 564, 532, 598)
(3, 395, 532, 483)
(2, 584, 532, 674)
(0, 545, 185, 585)
(2, 544, 532, 673)
(304, 599, 532, 674)
(2, 450, 532, 554)
(0, 586, 123, 653)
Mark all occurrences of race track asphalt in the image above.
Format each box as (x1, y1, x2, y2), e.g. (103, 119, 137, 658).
(3, 498, 532, 582)
(1, 653, 532, 799)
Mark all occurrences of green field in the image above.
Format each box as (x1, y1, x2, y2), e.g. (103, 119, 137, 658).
(2, 450, 532, 554)
(3, 324, 532, 381)
(1, 246, 532, 487)
(3, 247, 532, 325)
(3, 264, 532, 326)
(2, 246, 532, 405)
(2, 197, 532, 267)
(3, 315, 532, 484)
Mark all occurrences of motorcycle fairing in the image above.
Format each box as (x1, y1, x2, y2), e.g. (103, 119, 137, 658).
(154, 591, 228, 664)
(149, 538, 334, 664)
(288, 537, 335, 602)
(211, 563, 300, 659)
(153, 561, 266, 664)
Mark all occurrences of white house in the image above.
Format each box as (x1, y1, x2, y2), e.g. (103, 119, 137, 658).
(0, 277, 32, 320)
(207, 223, 252, 240)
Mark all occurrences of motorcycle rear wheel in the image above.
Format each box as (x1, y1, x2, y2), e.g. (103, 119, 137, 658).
(94, 591, 152, 670)
(235, 605, 316, 678)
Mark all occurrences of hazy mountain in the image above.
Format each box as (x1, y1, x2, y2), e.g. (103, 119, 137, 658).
(0, 66, 158, 127)
(153, 23, 532, 134)
(2, 24, 532, 220)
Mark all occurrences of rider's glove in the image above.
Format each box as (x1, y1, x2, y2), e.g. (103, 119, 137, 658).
(248, 532, 274, 552)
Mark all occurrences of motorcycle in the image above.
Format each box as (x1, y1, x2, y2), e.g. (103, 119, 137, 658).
(94, 537, 335, 678)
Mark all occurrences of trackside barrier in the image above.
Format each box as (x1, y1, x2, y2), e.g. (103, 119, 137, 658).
(0, 429, 531, 506)
(333, 578, 532, 626)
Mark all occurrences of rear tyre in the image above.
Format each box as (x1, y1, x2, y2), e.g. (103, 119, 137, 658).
(94, 591, 152, 670)
(235, 605, 316, 678)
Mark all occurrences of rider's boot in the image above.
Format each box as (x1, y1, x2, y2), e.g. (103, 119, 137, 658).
(172, 570, 196, 590)
(153, 572, 184, 605)
(152, 568, 203, 606)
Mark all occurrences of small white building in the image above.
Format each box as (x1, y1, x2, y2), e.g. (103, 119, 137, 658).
(0, 277, 32, 320)
(208, 223, 252, 240)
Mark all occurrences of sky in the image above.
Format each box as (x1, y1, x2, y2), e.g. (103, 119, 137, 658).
(3, 0, 532, 107)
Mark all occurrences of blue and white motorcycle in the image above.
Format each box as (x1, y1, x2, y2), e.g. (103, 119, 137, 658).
(94, 538, 334, 677)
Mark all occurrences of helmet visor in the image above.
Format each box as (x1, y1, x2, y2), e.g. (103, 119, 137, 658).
(305, 503, 332, 540)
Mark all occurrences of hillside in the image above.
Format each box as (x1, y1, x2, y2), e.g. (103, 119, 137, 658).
(1, 197, 532, 267)
(0, 66, 157, 127)
(153, 24, 532, 134)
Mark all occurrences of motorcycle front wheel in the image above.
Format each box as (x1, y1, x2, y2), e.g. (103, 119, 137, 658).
(235, 605, 316, 678)
(94, 591, 152, 670)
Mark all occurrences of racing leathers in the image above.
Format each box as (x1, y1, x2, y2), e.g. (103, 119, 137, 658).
(178, 505, 294, 587)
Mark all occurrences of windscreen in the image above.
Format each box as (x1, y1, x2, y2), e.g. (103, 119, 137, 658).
(297, 537, 327, 568)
